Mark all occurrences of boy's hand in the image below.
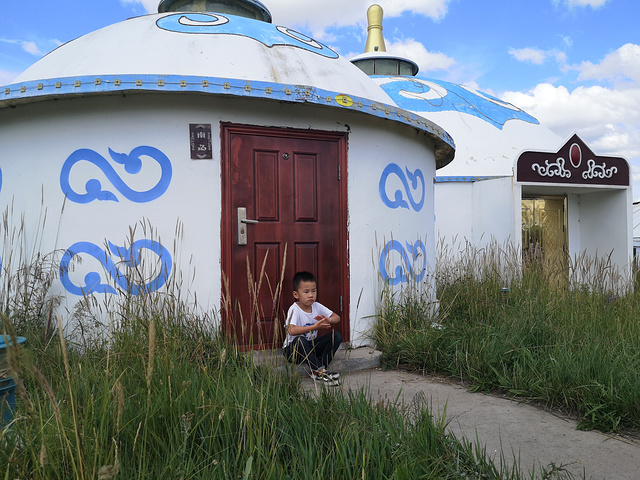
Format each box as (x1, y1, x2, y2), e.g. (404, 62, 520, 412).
(314, 315, 331, 329)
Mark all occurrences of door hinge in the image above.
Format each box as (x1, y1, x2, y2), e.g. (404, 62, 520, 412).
(337, 164, 341, 181)
(340, 296, 343, 312)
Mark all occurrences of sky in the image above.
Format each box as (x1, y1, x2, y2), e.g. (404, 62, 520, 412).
(1, 0, 639, 199)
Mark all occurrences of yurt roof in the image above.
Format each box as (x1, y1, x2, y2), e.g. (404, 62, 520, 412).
(0, 9, 455, 166)
(373, 76, 561, 177)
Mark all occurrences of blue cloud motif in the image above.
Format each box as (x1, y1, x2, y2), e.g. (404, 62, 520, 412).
(156, 13, 338, 59)
(379, 163, 425, 211)
(59, 239, 172, 296)
(378, 77, 539, 130)
(60, 146, 172, 203)
(379, 240, 427, 285)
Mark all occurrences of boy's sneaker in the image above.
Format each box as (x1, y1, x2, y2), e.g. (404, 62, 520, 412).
(309, 369, 339, 386)
(326, 371, 340, 380)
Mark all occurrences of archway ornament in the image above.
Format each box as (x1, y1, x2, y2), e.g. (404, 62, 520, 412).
(517, 134, 629, 187)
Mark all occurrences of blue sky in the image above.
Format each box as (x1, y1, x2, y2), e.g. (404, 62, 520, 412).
(2, 0, 639, 198)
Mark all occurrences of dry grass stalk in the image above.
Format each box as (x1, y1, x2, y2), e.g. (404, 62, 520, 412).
(146, 319, 156, 394)
(1, 312, 34, 416)
(57, 314, 85, 480)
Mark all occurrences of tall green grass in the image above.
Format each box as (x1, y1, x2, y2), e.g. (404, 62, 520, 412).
(376, 239, 640, 432)
(0, 223, 573, 479)
(2, 297, 571, 479)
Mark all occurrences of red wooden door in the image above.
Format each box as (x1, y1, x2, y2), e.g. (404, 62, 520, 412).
(221, 124, 348, 349)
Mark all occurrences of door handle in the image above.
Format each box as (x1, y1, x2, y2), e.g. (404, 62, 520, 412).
(237, 207, 259, 246)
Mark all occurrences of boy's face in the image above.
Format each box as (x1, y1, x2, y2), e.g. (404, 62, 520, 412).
(293, 280, 317, 309)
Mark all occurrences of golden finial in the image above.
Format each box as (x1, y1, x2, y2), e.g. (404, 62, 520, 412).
(364, 4, 386, 53)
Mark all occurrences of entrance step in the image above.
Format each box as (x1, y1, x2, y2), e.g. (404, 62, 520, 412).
(252, 345, 381, 375)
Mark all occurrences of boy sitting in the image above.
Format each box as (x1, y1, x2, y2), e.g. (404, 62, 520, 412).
(282, 271, 342, 385)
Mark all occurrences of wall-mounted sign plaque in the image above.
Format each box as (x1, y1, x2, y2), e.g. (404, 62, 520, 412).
(190, 123, 213, 159)
(517, 134, 628, 187)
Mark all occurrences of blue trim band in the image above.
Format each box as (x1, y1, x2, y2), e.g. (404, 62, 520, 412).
(1, 74, 455, 166)
(436, 175, 510, 183)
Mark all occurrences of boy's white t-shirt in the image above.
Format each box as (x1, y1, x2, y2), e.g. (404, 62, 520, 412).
(283, 301, 333, 348)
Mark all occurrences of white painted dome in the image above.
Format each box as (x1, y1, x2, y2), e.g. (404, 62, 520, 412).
(373, 76, 561, 176)
(14, 11, 392, 104)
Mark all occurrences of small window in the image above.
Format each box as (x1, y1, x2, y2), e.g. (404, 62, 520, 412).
(399, 63, 414, 76)
(374, 59, 400, 75)
(356, 60, 375, 75)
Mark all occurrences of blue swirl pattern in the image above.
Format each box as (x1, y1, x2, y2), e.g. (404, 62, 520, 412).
(379, 240, 427, 285)
(379, 163, 425, 211)
(379, 78, 539, 130)
(59, 239, 172, 295)
(60, 146, 172, 203)
(156, 13, 338, 59)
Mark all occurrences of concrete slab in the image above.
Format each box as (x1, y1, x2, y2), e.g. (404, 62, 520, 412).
(252, 345, 381, 375)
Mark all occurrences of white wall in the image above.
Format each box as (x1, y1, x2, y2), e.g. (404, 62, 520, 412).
(474, 177, 518, 247)
(0, 92, 439, 346)
(574, 188, 633, 284)
(347, 117, 437, 343)
(435, 177, 518, 250)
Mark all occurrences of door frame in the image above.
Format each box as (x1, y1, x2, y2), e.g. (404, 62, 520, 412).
(220, 122, 350, 347)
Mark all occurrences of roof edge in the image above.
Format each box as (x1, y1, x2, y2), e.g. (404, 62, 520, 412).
(1, 74, 455, 167)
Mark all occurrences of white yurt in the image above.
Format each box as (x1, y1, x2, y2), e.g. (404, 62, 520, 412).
(0, 0, 454, 347)
(352, 5, 632, 287)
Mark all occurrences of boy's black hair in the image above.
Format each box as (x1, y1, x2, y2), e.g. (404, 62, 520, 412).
(292, 271, 316, 291)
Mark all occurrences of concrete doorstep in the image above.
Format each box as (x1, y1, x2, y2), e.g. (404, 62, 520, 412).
(252, 344, 381, 376)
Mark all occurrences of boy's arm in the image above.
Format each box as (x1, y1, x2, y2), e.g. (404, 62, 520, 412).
(288, 317, 331, 336)
(313, 312, 340, 325)
(312, 301, 340, 325)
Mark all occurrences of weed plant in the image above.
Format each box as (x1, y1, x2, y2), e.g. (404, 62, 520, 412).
(0, 231, 571, 479)
(376, 239, 640, 433)
(1, 294, 555, 479)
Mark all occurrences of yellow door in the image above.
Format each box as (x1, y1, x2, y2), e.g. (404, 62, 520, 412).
(522, 196, 568, 286)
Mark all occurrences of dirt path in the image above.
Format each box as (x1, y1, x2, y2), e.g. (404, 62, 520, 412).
(302, 368, 640, 480)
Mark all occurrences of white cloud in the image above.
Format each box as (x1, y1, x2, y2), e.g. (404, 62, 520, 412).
(508, 47, 570, 70)
(386, 38, 455, 73)
(554, 51, 568, 65)
(128, 0, 452, 40)
(21, 41, 42, 56)
(121, 0, 159, 13)
(1, 37, 50, 57)
(577, 43, 640, 84)
(509, 47, 547, 65)
(502, 83, 640, 139)
(554, 0, 610, 8)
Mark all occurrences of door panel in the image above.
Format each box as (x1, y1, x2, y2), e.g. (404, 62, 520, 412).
(294, 154, 318, 221)
(255, 151, 279, 220)
(522, 196, 568, 287)
(222, 124, 348, 349)
(295, 242, 319, 275)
